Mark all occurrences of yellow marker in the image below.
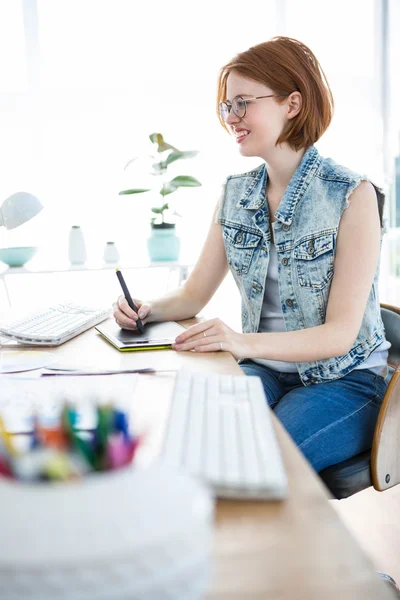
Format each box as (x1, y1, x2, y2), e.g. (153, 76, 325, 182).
(0, 415, 17, 456)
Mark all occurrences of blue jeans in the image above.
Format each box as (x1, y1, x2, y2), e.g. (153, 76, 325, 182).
(240, 360, 388, 473)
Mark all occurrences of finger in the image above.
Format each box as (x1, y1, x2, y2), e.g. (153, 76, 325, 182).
(173, 341, 222, 353)
(115, 315, 139, 330)
(113, 304, 139, 328)
(112, 303, 135, 322)
(173, 334, 220, 352)
(178, 329, 217, 345)
(175, 320, 217, 343)
(117, 295, 138, 320)
(137, 302, 151, 320)
(194, 342, 223, 353)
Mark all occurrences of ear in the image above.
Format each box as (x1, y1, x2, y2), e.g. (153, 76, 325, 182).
(287, 91, 302, 120)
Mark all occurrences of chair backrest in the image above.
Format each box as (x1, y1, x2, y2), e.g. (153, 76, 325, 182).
(380, 304, 400, 367)
(371, 304, 400, 491)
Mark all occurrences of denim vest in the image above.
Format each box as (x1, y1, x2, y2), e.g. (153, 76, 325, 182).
(218, 146, 386, 386)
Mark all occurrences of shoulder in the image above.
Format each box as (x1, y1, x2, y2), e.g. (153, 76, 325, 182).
(317, 156, 364, 184)
(343, 179, 379, 214)
(316, 156, 379, 212)
(347, 179, 376, 201)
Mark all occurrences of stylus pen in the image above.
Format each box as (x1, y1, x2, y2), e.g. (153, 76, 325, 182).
(115, 268, 145, 333)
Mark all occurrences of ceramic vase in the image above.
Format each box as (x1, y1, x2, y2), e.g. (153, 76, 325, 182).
(103, 241, 120, 263)
(68, 225, 87, 265)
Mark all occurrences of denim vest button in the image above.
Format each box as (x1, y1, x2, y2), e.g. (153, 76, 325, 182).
(285, 299, 293, 307)
(236, 232, 243, 243)
(281, 257, 288, 266)
(282, 224, 290, 231)
(307, 247, 314, 255)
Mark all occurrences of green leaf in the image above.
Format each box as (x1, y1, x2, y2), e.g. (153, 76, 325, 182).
(160, 182, 178, 196)
(149, 133, 178, 153)
(118, 188, 151, 195)
(165, 150, 199, 167)
(164, 151, 183, 166)
(168, 176, 201, 188)
(151, 203, 169, 214)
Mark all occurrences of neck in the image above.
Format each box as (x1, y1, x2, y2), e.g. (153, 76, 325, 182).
(264, 144, 307, 192)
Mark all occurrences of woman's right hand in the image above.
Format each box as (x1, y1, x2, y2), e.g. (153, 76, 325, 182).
(112, 295, 152, 330)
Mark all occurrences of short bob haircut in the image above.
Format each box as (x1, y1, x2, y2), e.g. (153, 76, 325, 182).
(217, 36, 334, 151)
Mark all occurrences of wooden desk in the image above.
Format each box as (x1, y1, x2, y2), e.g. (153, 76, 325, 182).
(19, 321, 395, 599)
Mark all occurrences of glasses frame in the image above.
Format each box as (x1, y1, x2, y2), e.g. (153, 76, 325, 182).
(219, 94, 287, 121)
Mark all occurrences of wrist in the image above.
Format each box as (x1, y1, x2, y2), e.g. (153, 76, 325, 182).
(242, 333, 263, 360)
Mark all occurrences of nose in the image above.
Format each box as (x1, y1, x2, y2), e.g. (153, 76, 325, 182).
(226, 109, 241, 127)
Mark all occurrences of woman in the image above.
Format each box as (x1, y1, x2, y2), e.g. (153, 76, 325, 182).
(113, 36, 390, 473)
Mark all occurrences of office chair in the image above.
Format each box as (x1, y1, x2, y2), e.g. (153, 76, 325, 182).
(319, 303, 400, 499)
(319, 303, 400, 596)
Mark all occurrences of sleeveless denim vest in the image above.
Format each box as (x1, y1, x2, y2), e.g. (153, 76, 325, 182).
(218, 146, 386, 386)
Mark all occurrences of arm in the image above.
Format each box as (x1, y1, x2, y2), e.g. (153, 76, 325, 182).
(113, 205, 229, 328)
(148, 213, 229, 321)
(174, 181, 382, 361)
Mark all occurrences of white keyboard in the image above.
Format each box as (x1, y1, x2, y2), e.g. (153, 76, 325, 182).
(162, 371, 288, 501)
(0, 302, 111, 346)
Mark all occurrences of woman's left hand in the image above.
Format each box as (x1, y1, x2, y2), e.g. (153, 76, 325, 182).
(172, 318, 251, 361)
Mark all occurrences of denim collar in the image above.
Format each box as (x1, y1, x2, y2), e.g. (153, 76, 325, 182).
(237, 146, 322, 224)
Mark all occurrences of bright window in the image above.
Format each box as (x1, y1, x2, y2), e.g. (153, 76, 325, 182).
(0, 0, 398, 313)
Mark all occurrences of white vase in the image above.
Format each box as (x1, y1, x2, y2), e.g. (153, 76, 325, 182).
(103, 241, 120, 263)
(68, 226, 87, 265)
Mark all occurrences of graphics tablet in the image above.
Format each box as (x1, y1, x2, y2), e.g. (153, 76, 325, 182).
(95, 320, 186, 352)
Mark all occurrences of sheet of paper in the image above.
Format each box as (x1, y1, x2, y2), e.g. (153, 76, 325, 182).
(0, 374, 138, 433)
(0, 350, 56, 373)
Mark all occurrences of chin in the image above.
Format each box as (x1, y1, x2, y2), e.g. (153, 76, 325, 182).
(238, 144, 256, 157)
(239, 148, 258, 158)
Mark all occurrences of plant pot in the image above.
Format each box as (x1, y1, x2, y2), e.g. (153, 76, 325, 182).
(147, 223, 180, 262)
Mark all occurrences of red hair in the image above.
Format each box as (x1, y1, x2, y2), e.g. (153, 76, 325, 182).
(217, 37, 334, 151)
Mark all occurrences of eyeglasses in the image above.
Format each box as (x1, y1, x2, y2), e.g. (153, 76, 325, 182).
(219, 94, 286, 122)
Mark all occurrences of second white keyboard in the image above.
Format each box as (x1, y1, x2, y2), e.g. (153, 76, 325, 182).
(0, 302, 111, 346)
(162, 370, 288, 501)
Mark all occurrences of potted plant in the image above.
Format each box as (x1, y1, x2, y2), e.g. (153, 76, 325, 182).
(119, 133, 201, 261)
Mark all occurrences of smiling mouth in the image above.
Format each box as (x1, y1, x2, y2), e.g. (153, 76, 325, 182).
(235, 130, 250, 139)
(235, 130, 250, 143)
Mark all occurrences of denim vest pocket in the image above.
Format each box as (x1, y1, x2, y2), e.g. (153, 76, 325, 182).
(294, 233, 335, 289)
(222, 225, 262, 274)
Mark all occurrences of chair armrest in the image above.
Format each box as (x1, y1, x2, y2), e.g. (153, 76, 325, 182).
(371, 366, 400, 491)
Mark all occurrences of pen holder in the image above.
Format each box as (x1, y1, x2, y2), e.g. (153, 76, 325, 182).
(0, 464, 214, 600)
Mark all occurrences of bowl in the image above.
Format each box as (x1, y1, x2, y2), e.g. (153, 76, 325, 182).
(0, 464, 214, 600)
(0, 246, 37, 267)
